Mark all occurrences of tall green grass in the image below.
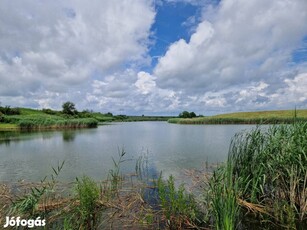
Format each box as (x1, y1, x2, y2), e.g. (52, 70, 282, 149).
(207, 162, 240, 230)
(157, 174, 199, 229)
(64, 176, 101, 229)
(207, 122, 307, 228)
(3, 116, 98, 129)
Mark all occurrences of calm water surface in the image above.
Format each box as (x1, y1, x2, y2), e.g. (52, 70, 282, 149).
(0, 122, 256, 182)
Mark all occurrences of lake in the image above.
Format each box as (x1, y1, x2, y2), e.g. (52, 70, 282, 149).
(0, 122, 256, 182)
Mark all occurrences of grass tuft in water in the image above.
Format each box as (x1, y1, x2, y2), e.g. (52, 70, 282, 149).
(73, 176, 100, 229)
(157, 173, 200, 229)
(9, 161, 65, 218)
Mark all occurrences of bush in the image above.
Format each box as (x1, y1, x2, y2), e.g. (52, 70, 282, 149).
(42, 108, 58, 115)
(179, 111, 197, 118)
(0, 106, 21, 115)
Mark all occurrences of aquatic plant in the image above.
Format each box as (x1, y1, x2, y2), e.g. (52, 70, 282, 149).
(207, 162, 240, 230)
(10, 161, 65, 218)
(157, 174, 200, 229)
(73, 176, 100, 229)
(207, 122, 307, 228)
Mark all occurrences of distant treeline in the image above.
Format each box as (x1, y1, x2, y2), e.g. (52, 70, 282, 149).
(123, 116, 175, 122)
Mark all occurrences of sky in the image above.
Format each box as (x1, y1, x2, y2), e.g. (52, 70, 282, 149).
(0, 0, 307, 116)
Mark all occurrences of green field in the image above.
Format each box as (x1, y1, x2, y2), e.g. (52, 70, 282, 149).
(168, 109, 307, 124)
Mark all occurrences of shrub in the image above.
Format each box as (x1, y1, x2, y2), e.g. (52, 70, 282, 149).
(0, 106, 21, 115)
(42, 108, 58, 115)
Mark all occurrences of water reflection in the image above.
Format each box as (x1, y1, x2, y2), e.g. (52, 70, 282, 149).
(62, 131, 76, 142)
(0, 130, 79, 145)
(0, 122, 256, 182)
(0, 131, 21, 146)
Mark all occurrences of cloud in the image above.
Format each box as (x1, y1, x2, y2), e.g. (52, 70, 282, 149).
(274, 73, 307, 107)
(135, 71, 157, 95)
(1, 0, 307, 115)
(0, 0, 155, 107)
(86, 70, 180, 115)
(154, 0, 307, 96)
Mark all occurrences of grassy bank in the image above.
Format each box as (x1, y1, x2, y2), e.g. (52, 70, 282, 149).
(0, 108, 104, 130)
(169, 109, 307, 124)
(0, 123, 18, 130)
(2, 115, 98, 130)
(0, 107, 176, 131)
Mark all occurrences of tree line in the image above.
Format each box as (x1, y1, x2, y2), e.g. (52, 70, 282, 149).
(178, 111, 197, 118)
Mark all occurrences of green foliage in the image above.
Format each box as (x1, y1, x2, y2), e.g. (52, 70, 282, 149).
(207, 163, 240, 230)
(74, 176, 100, 228)
(0, 111, 3, 122)
(78, 110, 93, 118)
(179, 111, 197, 118)
(207, 122, 307, 228)
(107, 149, 126, 196)
(170, 109, 307, 124)
(62, 101, 78, 116)
(0, 105, 21, 115)
(11, 186, 46, 217)
(10, 161, 65, 218)
(114, 114, 128, 121)
(124, 116, 173, 122)
(42, 108, 59, 115)
(157, 174, 199, 229)
(105, 112, 113, 117)
(169, 117, 307, 124)
(14, 117, 98, 129)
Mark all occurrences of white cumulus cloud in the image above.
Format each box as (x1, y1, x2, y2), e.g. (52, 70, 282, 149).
(155, 0, 307, 94)
(0, 0, 155, 109)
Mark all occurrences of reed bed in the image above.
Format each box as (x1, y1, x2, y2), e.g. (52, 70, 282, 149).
(206, 122, 307, 229)
(168, 117, 307, 124)
(1, 112, 99, 131)
(0, 152, 165, 229)
(3, 117, 98, 130)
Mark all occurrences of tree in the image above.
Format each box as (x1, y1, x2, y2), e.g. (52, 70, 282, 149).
(179, 111, 197, 118)
(189, 112, 196, 118)
(62, 101, 77, 115)
(179, 111, 190, 118)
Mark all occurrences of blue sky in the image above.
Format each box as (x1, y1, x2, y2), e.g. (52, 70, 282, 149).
(0, 0, 307, 115)
(292, 36, 307, 63)
(150, 2, 200, 64)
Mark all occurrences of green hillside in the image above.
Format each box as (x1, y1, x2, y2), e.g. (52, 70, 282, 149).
(168, 109, 307, 124)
